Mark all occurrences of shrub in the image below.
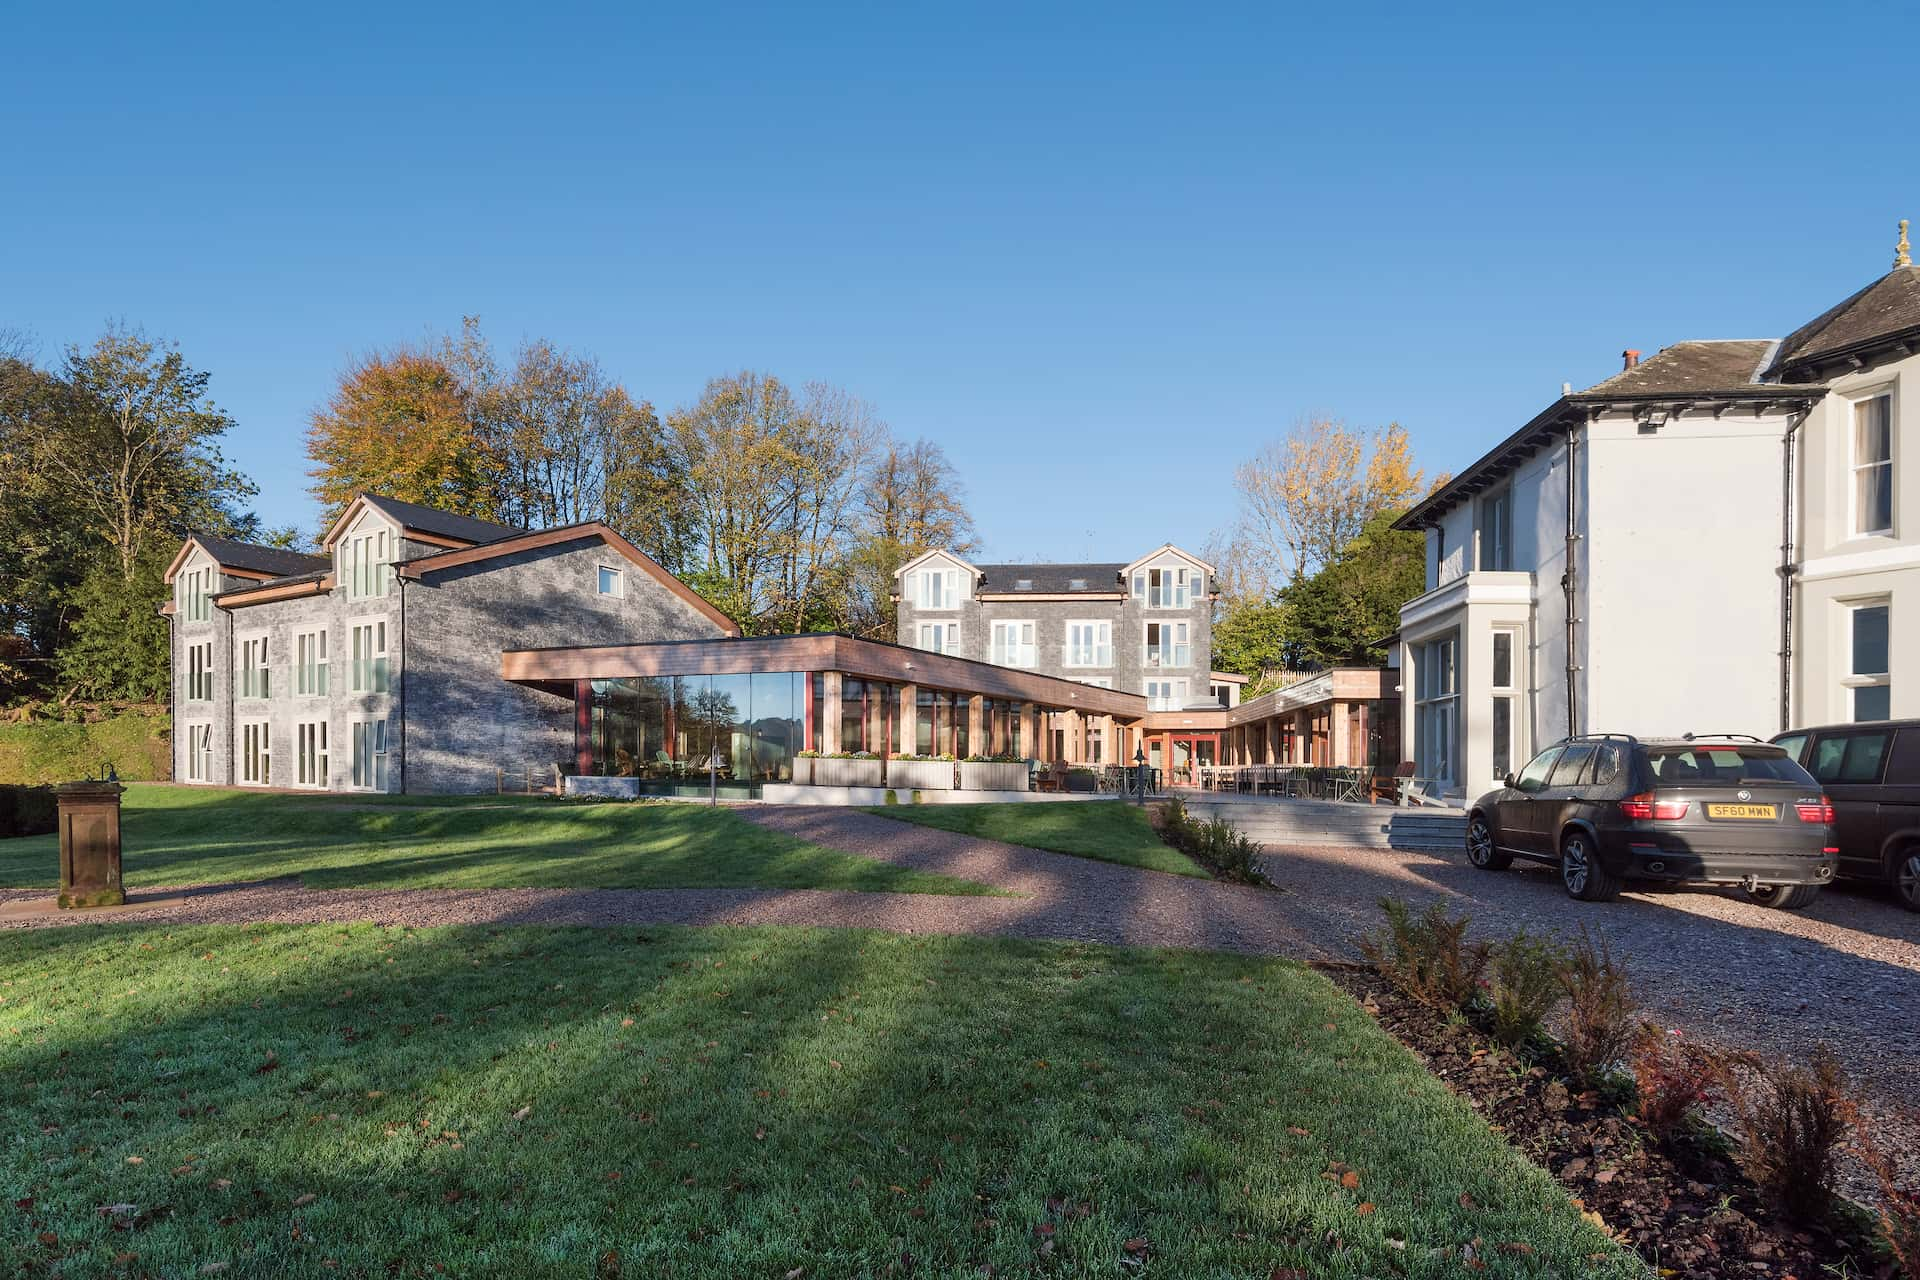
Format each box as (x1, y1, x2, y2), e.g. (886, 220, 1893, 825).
(1153, 798, 1268, 885)
(0, 783, 58, 838)
(1486, 929, 1567, 1049)
(1558, 927, 1636, 1086)
(1724, 1045, 1850, 1222)
(1844, 1099, 1920, 1276)
(1360, 898, 1491, 1011)
(1628, 1024, 1721, 1142)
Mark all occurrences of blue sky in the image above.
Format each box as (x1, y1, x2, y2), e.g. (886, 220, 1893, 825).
(4, 1, 1912, 561)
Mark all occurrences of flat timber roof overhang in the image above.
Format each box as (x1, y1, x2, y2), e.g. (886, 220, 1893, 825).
(502, 632, 1150, 720)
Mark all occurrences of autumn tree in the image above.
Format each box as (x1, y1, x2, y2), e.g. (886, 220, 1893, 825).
(1231, 418, 1426, 586)
(846, 438, 977, 636)
(306, 348, 500, 521)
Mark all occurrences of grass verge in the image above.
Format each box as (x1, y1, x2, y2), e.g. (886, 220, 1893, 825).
(863, 801, 1209, 877)
(0, 785, 998, 896)
(0, 710, 170, 786)
(0, 924, 1633, 1277)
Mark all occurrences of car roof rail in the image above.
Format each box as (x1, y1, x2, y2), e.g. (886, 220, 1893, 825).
(1561, 732, 1639, 746)
(1680, 732, 1767, 744)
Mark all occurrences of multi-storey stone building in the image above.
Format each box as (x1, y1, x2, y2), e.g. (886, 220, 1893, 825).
(165, 493, 736, 793)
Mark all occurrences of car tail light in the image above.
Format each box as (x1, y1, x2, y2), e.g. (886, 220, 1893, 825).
(1795, 798, 1836, 823)
(1620, 793, 1688, 820)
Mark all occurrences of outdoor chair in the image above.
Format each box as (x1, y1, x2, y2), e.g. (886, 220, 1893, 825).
(1035, 761, 1069, 793)
(1370, 762, 1414, 804)
(1328, 767, 1365, 803)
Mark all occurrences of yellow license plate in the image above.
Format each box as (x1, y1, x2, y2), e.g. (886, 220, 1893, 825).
(1705, 803, 1776, 820)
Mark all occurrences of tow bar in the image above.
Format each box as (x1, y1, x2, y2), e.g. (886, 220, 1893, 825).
(1740, 873, 1760, 893)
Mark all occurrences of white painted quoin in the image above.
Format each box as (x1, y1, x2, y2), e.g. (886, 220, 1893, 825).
(1397, 236, 1920, 800)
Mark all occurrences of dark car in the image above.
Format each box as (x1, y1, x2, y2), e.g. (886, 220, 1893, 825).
(1465, 734, 1837, 907)
(1770, 720, 1920, 912)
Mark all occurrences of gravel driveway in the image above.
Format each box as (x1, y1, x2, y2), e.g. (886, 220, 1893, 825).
(5, 804, 1914, 1167)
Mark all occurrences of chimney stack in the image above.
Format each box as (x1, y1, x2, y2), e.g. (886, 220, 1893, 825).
(1622, 349, 1641, 370)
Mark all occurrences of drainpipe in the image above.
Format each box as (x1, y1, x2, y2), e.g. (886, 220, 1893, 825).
(1561, 425, 1582, 738)
(1778, 409, 1807, 731)
(397, 574, 407, 794)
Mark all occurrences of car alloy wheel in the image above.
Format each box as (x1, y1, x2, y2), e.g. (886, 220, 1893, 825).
(1898, 851, 1920, 912)
(1466, 816, 1510, 871)
(1468, 818, 1494, 865)
(1561, 838, 1590, 894)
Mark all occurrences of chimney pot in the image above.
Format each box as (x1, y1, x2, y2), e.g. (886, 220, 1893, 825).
(1622, 349, 1641, 370)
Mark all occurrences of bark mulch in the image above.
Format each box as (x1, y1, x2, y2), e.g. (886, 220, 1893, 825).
(1321, 963, 1896, 1280)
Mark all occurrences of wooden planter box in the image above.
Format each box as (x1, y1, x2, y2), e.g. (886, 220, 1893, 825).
(885, 758, 955, 791)
(807, 757, 885, 788)
(959, 761, 1030, 792)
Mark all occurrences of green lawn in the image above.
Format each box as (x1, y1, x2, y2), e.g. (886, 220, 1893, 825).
(865, 801, 1209, 877)
(0, 924, 1634, 1278)
(0, 785, 998, 896)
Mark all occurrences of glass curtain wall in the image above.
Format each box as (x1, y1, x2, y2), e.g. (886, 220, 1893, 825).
(588, 673, 807, 793)
(914, 690, 971, 758)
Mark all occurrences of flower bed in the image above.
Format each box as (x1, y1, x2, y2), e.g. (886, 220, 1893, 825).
(884, 756, 955, 791)
(796, 754, 884, 787)
(958, 759, 1029, 792)
(1325, 900, 1900, 1280)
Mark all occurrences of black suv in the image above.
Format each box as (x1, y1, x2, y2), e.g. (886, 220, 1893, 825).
(1770, 720, 1920, 911)
(1465, 735, 1837, 907)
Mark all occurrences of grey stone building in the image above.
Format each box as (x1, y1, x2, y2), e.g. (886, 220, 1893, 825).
(893, 545, 1231, 713)
(164, 493, 736, 794)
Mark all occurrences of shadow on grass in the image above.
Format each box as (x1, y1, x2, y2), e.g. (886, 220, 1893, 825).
(0, 921, 1635, 1278)
(0, 786, 997, 897)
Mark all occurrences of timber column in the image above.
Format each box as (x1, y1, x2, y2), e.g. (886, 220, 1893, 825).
(822, 672, 843, 754)
(899, 684, 919, 755)
(967, 695, 984, 758)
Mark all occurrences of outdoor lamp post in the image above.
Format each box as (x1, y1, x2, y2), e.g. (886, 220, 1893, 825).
(1133, 745, 1147, 807)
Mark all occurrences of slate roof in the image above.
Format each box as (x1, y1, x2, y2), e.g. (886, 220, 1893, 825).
(360, 493, 525, 546)
(974, 562, 1127, 593)
(1573, 340, 1779, 399)
(191, 535, 329, 579)
(1767, 265, 1920, 375)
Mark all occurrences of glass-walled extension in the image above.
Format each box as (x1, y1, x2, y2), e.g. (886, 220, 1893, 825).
(587, 672, 808, 797)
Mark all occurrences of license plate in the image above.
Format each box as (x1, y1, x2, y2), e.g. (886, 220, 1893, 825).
(1705, 803, 1776, 820)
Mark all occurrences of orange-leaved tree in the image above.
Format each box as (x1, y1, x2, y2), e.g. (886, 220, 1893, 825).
(306, 349, 501, 521)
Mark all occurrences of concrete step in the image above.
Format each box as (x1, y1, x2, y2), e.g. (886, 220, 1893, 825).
(1182, 800, 1466, 852)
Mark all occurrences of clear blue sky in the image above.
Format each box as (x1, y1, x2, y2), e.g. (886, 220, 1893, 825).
(4, 1, 1911, 561)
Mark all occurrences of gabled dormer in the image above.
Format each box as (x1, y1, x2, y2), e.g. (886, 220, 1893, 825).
(163, 534, 329, 620)
(1123, 545, 1214, 609)
(319, 494, 525, 604)
(896, 549, 980, 611)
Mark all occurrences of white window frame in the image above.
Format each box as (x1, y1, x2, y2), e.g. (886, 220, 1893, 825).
(296, 630, 330, 697)
(344, 527, 393, 600)
(1478, 486, 1514, 572)
(1133, 565, 1193, 609)
(1076, 677, 1113, 689)
(1844, 599, 1891, 722)
(1145, 677, 1188, 710)
(183, 722, 214, 782)
(239, 634, 271, 700)
(1414, 633, 1459, 786)
(989, 619, 1036, 668)
(185, 642, 214, 702)
(597, 564, 625, 598)
(1851, 392, 1895, 538)
(350, 620, 389, 693)
(239, 721, 272, 786)
(1490, 629, 1518, 781)
(1064, 619, 1113, 668)
(906, 566, 963, 611)
(1143, 620, 1191, 668)
(296, 721, 330, 788)
(179, 565, 215, 622)
(351, 718, 389, 791)
(915, 621, 959, 655)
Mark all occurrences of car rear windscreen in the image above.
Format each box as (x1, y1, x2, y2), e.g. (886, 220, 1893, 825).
(1644, 747, 1817, 786)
